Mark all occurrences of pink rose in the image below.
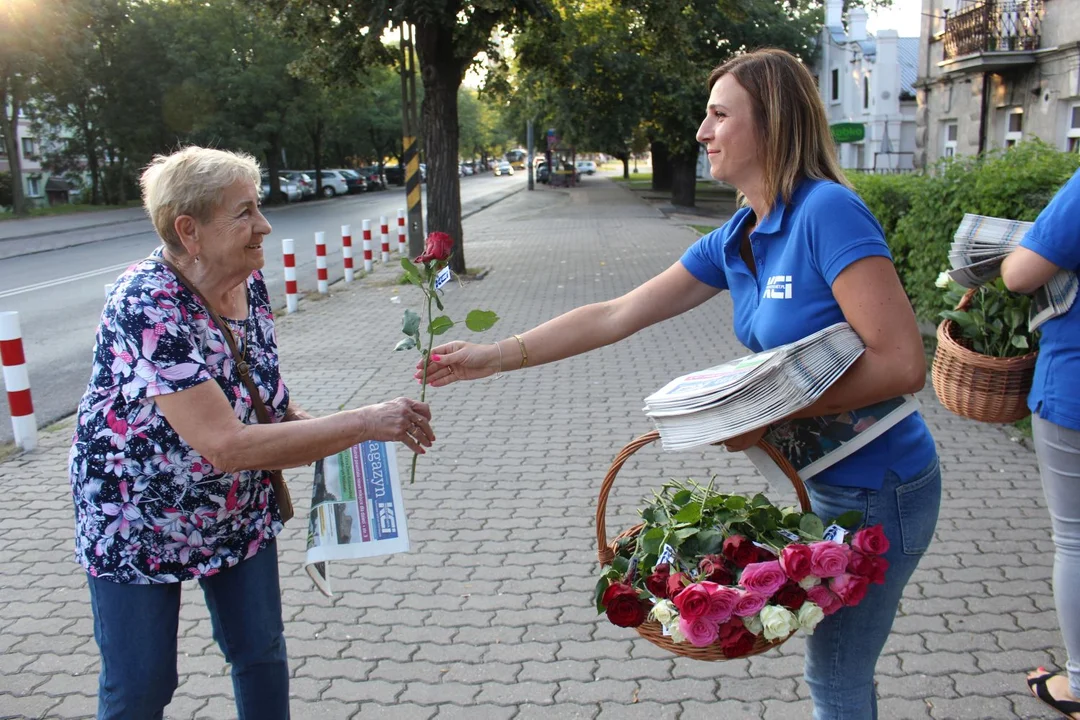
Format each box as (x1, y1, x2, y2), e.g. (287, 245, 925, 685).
(738, 560, 787, 596)
(851, 525, 890, 556)
(780, 544, 814, 582)
(672, 582, 711, 621)
(810, 541, 851, 578)
(830, 573, 870, 607)
(679, 614, 720, 647)
(806, 584, 843, 615)
(733, 590, 769, 617)
(705, 585, 740, 624)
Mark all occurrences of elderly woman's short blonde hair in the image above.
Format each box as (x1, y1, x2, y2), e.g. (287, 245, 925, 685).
(140, 146, 262, 255)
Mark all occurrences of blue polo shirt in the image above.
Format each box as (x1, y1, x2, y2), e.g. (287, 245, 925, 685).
(680, 178, 936, 489)
(1020, 167, 1080, 431)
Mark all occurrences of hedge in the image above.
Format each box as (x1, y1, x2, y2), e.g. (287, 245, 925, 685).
(848, 141, 1080, 323)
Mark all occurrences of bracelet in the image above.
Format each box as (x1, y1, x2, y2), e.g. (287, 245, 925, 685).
(513, 334, 528, 369)
(492, 342, 504, 380)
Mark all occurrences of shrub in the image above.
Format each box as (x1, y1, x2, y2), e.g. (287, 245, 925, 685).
(849, 141, 1080, 323)
(0, 171, 12, 208)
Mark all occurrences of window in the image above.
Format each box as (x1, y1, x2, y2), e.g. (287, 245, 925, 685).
(21, 137, 36, 159)
(830, 68, 840, 103)
(944, 122, 959, 158)
(26, 176, 40, 196)
(1005, 109, 1023, 148)
(1067, 104, 1080, 154)
(863, 75, 870, 110)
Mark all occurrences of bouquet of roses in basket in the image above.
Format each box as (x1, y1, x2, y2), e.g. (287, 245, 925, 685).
(595, 479, 890, 658)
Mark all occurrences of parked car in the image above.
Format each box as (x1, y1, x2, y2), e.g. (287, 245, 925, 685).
(575, 160, 598, 175)
(279, 170, 315, 198)
(335, 168, 368, 194)
(302, 169, 350, 197)
(260, 174, 302, 202)
(494, 161, 515, 177)
(383, 165, 405, 186)
(358, 166, 386, 190)
(535, 161, 551, 184)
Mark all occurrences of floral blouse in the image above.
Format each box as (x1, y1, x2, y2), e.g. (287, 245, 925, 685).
(69, 255, 288, 584)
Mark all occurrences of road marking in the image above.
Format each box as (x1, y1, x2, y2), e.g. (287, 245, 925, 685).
(0, 260, 138, 299)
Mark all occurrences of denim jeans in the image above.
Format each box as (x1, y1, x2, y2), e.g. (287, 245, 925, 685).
(802, 456, 941, 720)
(1032, 415, 1080, 697)
(88, 540, 289, 720)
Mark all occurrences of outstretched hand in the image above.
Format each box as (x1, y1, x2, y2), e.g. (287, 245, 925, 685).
(415, 341, 501, 387)
(361, 397, 434, 455)
(719, 425, 768, 453)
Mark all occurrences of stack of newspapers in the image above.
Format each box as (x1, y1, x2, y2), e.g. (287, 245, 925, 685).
(643, 323, 865, 451)
(948, 213, 1077, 331)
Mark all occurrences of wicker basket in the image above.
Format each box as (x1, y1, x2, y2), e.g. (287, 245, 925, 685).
(595, 430, 811, 662)
(931, 287, 1037, 424)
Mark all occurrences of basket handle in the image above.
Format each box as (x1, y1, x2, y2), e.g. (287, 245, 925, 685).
(595, 430, 812, 566)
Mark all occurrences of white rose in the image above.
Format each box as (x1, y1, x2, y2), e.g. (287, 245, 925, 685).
(797, 602, 826, 635)
(649, 599, 677, 626)
(668, 623, 687, 644)
(742, 614, 764, 635)
(936, 271, 952, 289)
(759, 605, 799, 641)
(798, 575, 821, 590)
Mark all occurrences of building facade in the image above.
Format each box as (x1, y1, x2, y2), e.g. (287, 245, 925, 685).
(0, 109, 47, 206)
(815, 0, 921, 171)
(915, 0, 1080, 168)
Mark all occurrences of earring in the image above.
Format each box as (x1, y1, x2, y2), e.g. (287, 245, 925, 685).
(194, 255, 200, 263)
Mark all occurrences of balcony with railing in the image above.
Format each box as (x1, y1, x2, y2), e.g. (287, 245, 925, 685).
(941, 0, 1043, 72)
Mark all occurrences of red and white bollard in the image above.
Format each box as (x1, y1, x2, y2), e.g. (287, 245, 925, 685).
(0, 311, 37, 451)
(397, 209, 407, 256)
(282, 238, 298, 314)
(342, 224, 354, 283)
(362, 220, 373, 273)
(315, 231, 328, 294)
(380, 216, 390, 263)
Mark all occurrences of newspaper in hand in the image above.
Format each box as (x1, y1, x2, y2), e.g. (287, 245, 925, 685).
(643, 323, 865, 451)
(947, 213, 1077, 331)
(305, 441, 410, 597)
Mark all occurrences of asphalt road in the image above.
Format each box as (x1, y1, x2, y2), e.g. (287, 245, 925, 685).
(0, 172, 527, 448)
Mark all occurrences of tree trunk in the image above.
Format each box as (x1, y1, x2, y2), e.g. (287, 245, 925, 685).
(1, 87, 27, 215)
(311, 117, 323, 196)
(651, 140, 671, 192)
(266, 133, 284, 204)
(614, 151, 629, 179)
(670, 148, 698, 208)
(416, 23, 466, 275)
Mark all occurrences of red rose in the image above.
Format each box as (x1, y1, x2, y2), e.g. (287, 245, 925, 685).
(780, 544, 813, 582)
(867, 555, 888, 585)
(774, 581, 808, 611)
(415, 231, 454, 263)
(851, 524, 890, 556)
(666, 571, 691, 599)
(602, 581, 648, 628)
(830, 573, 870, 607)
(672, 582, 712, 621)
(723, 535, 759, 568)
(644, 563, 672, 599)
(847, 550, 888, 585)
(698, 554, 734, 585)
(719, 620, 757, 658)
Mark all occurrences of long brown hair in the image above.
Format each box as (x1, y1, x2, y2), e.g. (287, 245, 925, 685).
(708, 48, 849, 216)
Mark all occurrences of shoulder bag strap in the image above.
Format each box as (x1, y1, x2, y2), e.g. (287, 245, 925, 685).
(151, 255, 273, 425)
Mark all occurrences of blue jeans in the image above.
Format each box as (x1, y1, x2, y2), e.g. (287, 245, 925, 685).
(1032, 415, 1080, 697)
(803, 456, 941, 720)
(88, 540, 289, 720)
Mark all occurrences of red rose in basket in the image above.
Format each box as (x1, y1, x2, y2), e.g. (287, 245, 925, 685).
(596, 468, 891, 661)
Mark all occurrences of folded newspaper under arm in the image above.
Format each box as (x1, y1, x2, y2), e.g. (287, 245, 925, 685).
(305, 440, 410, 597)
(743, 395, 921, 485)
(947, 213, 1077, 331)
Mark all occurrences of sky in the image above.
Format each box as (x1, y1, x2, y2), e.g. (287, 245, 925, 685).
(866, 0, 923, 38)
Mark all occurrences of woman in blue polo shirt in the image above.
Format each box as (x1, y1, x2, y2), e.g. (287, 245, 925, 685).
(420, 48, 939, 719)
(1002, 168, 1080, 719)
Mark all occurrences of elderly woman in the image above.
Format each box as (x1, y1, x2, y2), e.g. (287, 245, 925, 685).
(419, 49, 940, 719)
(69, 146, 435, 719)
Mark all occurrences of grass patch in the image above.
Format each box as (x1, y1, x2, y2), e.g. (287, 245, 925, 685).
(1013, 415, 1033, 440)
(0, 200, 141, 221)
(689, 224, 720, 235)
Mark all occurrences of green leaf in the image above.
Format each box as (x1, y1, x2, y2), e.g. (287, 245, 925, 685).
(833, 510, 863, 529)
(1011, 334, 1030, 350)
(641, 528, 665, 555)
(595, 576, 610, 614)
(673, 527, 699, 541)
(724, 496, 747, 511)
(394, 337, 417, 352)
(673, 501, 702, 524)
(799, 514, 825, 539)
(428, 316, 455, 336)
(750, 493, 772, 508)
(695, 529, 724, 555)
(672, 490, 693, 507)
(434, 294, 444, 312)
(401, 309, 421, 338)
(612, 555, 630, 575)
(400, 257, 421, 279)
(465, 309, 499, 332)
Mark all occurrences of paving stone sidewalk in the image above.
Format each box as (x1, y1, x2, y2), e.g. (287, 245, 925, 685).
(0, 178, 1063, 719)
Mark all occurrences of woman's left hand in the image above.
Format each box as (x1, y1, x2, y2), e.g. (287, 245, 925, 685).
(721, 426, 767, 453)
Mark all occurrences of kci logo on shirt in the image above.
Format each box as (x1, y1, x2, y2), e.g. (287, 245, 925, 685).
(763, 275, 793, 299)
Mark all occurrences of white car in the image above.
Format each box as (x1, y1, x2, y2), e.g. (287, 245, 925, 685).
(302, 170, 350, 198)
(575, 160, 598, 175)
(494, 161, 515, 176)
(261, 175, 302, 202)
